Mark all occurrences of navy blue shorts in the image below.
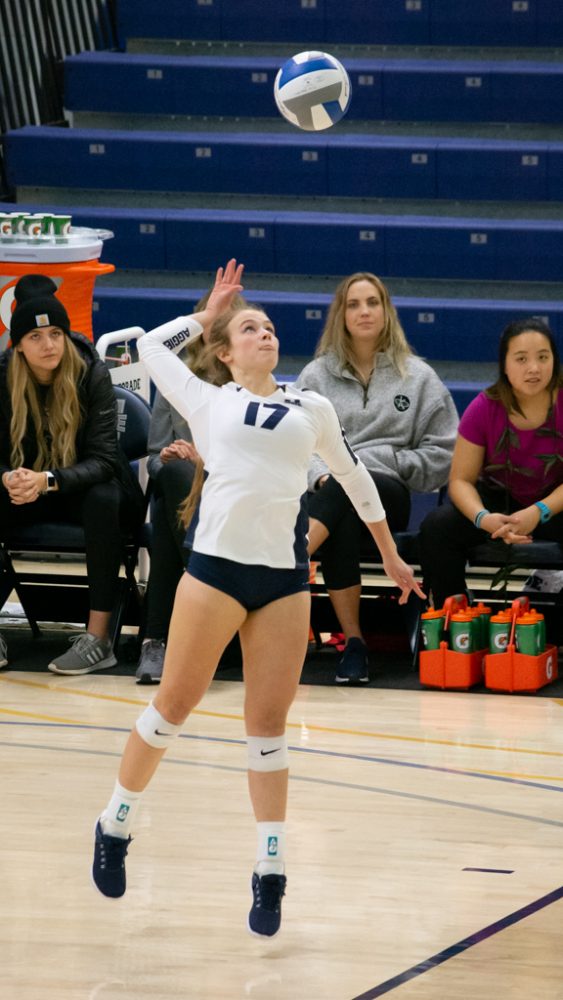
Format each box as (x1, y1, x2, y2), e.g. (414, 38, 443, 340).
(187, 552, 310, 612)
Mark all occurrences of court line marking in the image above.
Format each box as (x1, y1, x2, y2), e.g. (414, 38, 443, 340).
(1, 674, 562, 759)
(1, 736, 562, 830)
(1, 727, 560, 994)
(1, 722, 563, 800)
(351, 885, 563, 999)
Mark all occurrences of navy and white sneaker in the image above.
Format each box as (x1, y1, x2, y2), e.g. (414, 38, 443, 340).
(92, 820, 131, 898)
(248, 872, 287, 937)
(335, 637, 369, 685)
(0, 634, 7, 669)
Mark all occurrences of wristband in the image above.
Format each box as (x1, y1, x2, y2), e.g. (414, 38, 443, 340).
(534, 501, 552, 524)
(474, 509, 490, 529)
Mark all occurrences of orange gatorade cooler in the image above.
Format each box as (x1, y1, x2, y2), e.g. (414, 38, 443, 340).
(0, 223, 114, 350)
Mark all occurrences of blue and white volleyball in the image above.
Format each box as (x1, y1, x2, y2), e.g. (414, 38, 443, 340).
(274, 51, 352, 131)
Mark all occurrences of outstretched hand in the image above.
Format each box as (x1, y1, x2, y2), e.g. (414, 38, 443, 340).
(191, 259, 245, 341)
(382, 554, 426, 606)
(205, 259, 245, 320)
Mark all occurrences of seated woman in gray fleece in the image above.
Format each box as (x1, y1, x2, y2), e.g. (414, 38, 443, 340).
(295, 271, 458, 685)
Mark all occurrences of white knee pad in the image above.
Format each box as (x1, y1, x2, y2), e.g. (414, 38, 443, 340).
(135, 701, 182, 749)
(247, 735, 289, 772)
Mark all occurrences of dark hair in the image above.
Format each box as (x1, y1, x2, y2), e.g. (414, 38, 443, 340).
(485, 316, 562, 415)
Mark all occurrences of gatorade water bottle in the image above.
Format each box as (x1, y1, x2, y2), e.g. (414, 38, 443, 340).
(515, 611, 544, 655)
(472, 602, 492, 650)
(467, 607, 483, 650)
(449, 611, 476, 653)
(488, 609, 512, 654)
(526, 607, 546, 651)
(420, 608, 445, 650)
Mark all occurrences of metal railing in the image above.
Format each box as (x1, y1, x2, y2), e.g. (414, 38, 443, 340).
(0, 0, 118, 196)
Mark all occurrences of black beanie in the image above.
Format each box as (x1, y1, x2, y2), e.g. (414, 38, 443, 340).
(10, 274, 71, 346)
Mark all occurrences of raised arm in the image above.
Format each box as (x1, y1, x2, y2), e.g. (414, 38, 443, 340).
(137, 259, 245, 424)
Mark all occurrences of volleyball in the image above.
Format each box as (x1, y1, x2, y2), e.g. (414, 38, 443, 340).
(274, 51, 352, 132)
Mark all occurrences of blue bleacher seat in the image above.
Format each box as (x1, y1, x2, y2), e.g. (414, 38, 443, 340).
(383, 61, 491, 124)
(429, 0, 537, 46)
(436, 138, 549, 202)
(446, 381, 486, 416)
(114, 0, 563, 48)
(547, 145, 563, 202)
(324, 0, 430, 45)
(328, 135, 438, 199)
(3, 201, 563, 288)
(91, 288, 330, 358)
(490, 63, 563, 126)
(4, 126, 330, 197)
(221, 0, 324, 42)
(274, 212, 386, 277)
(117, 0, 221, 44)
(397, 298, 563, 362)
(165, 209, 276, 272)
(8, 127, 563, 203)
(537, 0, 563, 45)
(385, 216, 563, 283)
(87, 281, 563, 362)
(66, 53, 563, 127)
(65, 54, 280, 118)
(385, 217, 496, 282)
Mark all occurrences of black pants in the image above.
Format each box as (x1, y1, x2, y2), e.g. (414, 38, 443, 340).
(419, 486, 563, 609)
(144, 459, 195, 640)
(307, 472, 411, 590)
(0, 480, 129, 611)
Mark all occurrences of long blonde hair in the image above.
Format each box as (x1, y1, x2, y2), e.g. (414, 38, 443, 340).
(8, 336, 86, 469)
(179, 300, 252, 529)
(317, 272, 413, 377)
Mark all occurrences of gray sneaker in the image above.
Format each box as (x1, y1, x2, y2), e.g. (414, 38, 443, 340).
(135, 639, 165, 685)
(0, 634, 7, 669)
(48, 633, 117, 675)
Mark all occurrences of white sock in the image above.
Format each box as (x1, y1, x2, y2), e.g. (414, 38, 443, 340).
(100, 780, 142, 839)
(255, 821, 286, 876)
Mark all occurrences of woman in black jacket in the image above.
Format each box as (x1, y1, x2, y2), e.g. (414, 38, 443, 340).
(0, 274, 143, 674)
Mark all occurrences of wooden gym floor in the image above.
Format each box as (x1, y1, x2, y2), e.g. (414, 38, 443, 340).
(0, 667, 561, 1000)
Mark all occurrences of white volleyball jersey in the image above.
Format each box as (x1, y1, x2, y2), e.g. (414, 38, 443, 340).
(138, 316, 385, 568)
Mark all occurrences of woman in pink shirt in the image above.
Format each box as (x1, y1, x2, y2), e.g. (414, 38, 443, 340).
(419, 317, 563, 609)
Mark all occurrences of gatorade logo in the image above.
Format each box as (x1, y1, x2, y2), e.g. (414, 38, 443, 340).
(116, 803, 130, 822)
(493, 633, 508, 651)
(454, 632, 470, 651)
(267, 836, 278, 856)
(120, 377, 142, 392)
(546, 654, 554, 681)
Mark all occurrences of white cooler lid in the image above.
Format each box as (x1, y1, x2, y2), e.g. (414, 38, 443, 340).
(0, 227, 113, 263)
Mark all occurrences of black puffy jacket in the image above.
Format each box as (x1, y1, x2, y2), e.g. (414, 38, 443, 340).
(0, 331, 121, 493)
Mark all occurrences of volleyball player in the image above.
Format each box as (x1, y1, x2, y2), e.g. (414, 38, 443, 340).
(91, 260, 425, 937)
